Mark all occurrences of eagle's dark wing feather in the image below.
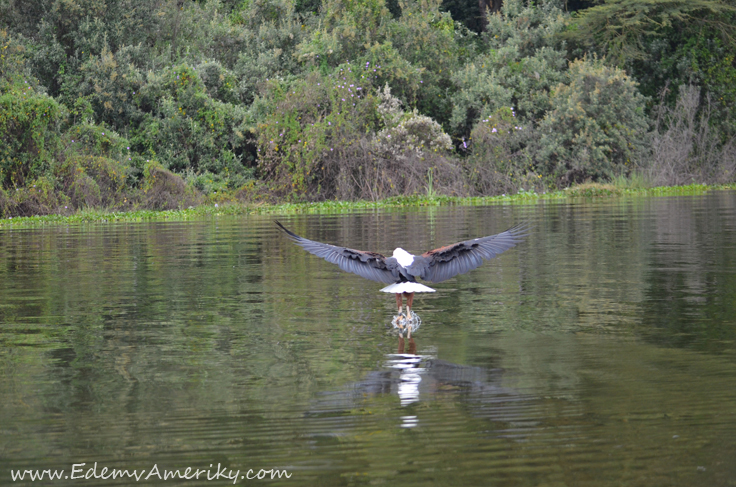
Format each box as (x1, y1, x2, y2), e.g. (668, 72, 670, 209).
(276, 221, 397, 284)
(418, 223, 528, 283)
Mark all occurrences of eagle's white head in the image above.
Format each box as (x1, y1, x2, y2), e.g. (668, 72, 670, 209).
(392, 247, 415, 267)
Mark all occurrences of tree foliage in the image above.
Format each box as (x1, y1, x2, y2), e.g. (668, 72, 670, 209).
(0, 0, 733, 216)
(566, 0, 735, 65)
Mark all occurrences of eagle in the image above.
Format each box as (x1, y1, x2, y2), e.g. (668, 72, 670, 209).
(276, 221, 527, 325)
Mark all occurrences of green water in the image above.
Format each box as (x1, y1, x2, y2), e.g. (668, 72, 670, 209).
(2, 192, 735, 486)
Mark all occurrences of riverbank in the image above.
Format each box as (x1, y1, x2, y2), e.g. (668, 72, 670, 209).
(1, 183, 734, 227)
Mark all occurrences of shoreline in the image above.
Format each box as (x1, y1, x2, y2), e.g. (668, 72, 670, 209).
(1, 183, 734, 227)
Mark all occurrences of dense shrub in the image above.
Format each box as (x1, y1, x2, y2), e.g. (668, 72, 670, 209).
(450, 0, 568, 138)
(450, 65, 512, 138)
(0, 84, 66, 187)
(373, 84, 453, 158)
(254, 66, 380, 199)
(141, 162, 202, 210)
(630, 27, 736, 138)
(0, 174, 67, 216)
(465, 106, 540, 195)
(55, 155, 131, 208)
(70, 45, 145, 130)
(132, 64, 252, 188)
(482, 0, 569, 122)
(0, 29, 34, 88)
(254, 69, 461, 200)
(381, 0, 467, 127)
(536, 57, 649, 184)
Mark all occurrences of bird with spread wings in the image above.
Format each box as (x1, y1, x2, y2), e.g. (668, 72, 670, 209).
(276, 221, 528, 328)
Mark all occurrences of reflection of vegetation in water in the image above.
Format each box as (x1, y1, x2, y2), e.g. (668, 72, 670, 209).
(1, 194, 736, 485)
(637, 196, 736, 353)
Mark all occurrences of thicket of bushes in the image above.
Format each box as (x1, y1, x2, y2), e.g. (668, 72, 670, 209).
(1, 0, 734, 216)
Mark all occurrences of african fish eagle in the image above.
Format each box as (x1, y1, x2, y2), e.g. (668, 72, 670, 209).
(276, 221, 527, 321)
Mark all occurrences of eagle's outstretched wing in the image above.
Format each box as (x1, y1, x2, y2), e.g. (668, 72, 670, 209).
(276, 221, 397, 284)
(417, 223, 528, 283)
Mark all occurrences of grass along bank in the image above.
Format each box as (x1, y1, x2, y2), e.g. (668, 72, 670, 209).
(1, 183, 734, 227)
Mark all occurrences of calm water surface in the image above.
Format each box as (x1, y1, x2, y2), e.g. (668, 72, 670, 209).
(1, 192, 735, 486)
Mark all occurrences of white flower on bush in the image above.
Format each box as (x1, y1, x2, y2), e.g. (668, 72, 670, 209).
(374, 84, 452, 158)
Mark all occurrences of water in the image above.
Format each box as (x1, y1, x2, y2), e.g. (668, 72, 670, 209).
(1, 192, 735, 486)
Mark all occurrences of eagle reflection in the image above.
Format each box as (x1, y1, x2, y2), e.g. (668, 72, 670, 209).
(305, 326, 533, 431)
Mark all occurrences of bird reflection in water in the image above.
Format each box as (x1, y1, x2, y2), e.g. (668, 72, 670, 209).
(388, 335, 423, 428)
(397, 335, 417, 355)
(304, 324, 531, 433)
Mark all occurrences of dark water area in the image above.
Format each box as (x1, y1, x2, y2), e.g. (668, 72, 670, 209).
(1, 192, 735, 486)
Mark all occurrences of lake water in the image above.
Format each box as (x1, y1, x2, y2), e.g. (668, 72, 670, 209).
(1, 192, 735, 486)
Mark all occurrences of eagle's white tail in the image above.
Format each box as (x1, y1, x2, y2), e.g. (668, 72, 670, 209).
(380, 282, 436, 293)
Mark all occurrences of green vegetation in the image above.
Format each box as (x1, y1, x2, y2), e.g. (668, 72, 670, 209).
(1, 0, 734, 218)
(2, 183, 733, 227)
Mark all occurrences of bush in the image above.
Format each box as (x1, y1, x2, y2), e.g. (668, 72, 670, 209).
(142, 162, 202, 210)
(0, 29, 34, 89)
(328, 136, 465, 201)
(381, 0, 468, 127)
(132, 64, 251, 183)
(295, 0, 391, 65)
(373, 84, 453, 158)
(464, 106, 541, 195)
(449, 0, 568, 139)
(71, 45, 146, 129)
(253, 69, 461, 200)
(254, 67, 380, 199)
(536, 57, 649, 184)
(450, 64, 512, 137)
(0, 84, 66, 187)
(55, 155, 131, 208)
(0, 175, 68, 217)
(233, 0, 314, 103)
